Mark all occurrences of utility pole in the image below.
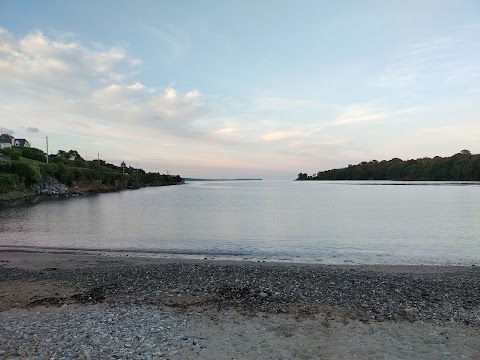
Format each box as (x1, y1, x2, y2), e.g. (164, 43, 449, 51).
(46, 136, 49, 164)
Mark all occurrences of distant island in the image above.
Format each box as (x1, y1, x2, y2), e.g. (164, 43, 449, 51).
(296, 150, 480, 181)
(0, 135, 183, 206)
(185, 178, 262, 181)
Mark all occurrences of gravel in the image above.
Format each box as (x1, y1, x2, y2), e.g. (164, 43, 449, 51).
(1, 260, 479, 358)
(0, 304, 199, 359)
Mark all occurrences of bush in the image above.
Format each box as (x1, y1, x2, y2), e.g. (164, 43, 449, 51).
(38, 163, 59, 178)
(51, 156, 68, 164)
(55, 163, 73, 185)
(0, 148, 21, 160)
(0, 159, 12, 173)
(9, 161, 42, 186)
(102, 171, 127, 186)
(0, 173, 19, 192)
(19, 147, 46, 162)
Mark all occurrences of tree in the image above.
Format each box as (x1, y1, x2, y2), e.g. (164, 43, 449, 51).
(459, 149, 472, 156)
(0, 134, 13, 139)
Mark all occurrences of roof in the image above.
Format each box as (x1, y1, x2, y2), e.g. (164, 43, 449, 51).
(0, 138, 13, 143)
(15, 139, 29, 146)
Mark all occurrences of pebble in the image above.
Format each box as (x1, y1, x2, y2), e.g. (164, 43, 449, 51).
(1, 259, 479, 358)
(0, 305, 196, 359)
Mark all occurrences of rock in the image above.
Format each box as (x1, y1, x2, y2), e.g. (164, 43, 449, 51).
(258, 291, 268, 298)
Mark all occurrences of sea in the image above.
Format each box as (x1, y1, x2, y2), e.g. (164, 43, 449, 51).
(1, 180, 479, 265)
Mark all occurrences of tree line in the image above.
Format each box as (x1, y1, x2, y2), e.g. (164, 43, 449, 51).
(297, 150, 480, 181)
(0, 145, 183, 193)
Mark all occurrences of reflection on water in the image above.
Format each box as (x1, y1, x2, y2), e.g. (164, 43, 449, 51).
(1, 180, 479, 265)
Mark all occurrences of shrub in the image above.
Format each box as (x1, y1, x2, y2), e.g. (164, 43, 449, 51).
(0, 173, 19, 192)
(0, 148, 21, 160)
(0, 159, 12, 173)
(9, 161, 42, 186)
(55, 163, 73, 185)
(38, 163, 59, 178)
(51, 156, 68, 164)
(20, 147, 46, 162)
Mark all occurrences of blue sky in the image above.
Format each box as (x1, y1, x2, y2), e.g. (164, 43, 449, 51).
(1, 1, 479, 179)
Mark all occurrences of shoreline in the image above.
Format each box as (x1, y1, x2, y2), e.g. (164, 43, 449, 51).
(0, 246, 477, 273)
(0, 179, 184, 207)
(1, 250, 479, 359)
(1, 250, 479, 317)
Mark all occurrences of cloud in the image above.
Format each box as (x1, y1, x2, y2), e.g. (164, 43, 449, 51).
(0, 27, 207, 143)
(332, 105, 387, 125)
(164, 88, 177, 101)
(215, 128, 236, 136)
(130, 58, 143, 66)
(25, 126, 40, 133)
(261, 130, 303, 142)
(259, 103, 388, 143)
(0, 27, 141, 98)
(185, 90, 200, 101)
(127, 82, 145, 90)
(378, 25, 480, 88)
(0, 126, 14, 135)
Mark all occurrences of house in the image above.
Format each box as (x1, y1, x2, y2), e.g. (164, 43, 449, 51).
(14, 139, 30, 147)
(0, 138, 13, 149)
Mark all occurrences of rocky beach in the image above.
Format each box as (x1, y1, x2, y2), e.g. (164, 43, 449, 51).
(1, 250, 479, 359)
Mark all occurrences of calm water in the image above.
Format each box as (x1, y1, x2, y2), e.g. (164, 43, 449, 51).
(1, 180, 479, 265)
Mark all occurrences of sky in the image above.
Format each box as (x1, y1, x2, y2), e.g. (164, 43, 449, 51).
(0, 0, 479, 179)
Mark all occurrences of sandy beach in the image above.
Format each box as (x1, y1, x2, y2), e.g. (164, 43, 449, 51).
(1, 249, 479, 359)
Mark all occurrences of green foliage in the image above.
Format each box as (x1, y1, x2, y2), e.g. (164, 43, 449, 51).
(54, 163, 73, 185)
(51, 156, 68, 164)
(38, 163, 58, 177)
(0, 148, 21, 160)
(298, 150, 480, 181)
(0, 146, 184, 192)
(0, 159, 12, 172)
(19, 147, 46, 162)
(57, 149, 84, 161)
(0, 173, 19, 193)
(8, 161, 42, 186)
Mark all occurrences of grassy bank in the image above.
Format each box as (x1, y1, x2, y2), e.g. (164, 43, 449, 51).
(0, 147, 183, 206)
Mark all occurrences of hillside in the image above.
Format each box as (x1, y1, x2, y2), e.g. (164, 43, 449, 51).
(0, 147, 183, 206)
(297, 150, 480, 181)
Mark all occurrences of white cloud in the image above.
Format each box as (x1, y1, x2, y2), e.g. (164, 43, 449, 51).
(261, 130, 303, 142)
(130, 58, 143, 66)
(332, 105, 387, 125)
(164, 88, 177, 101)
(215, 128, 236, 136)
(0, 27, 208, 150)
(127, 82, 145, 90)
(185, 90, 200, 100)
